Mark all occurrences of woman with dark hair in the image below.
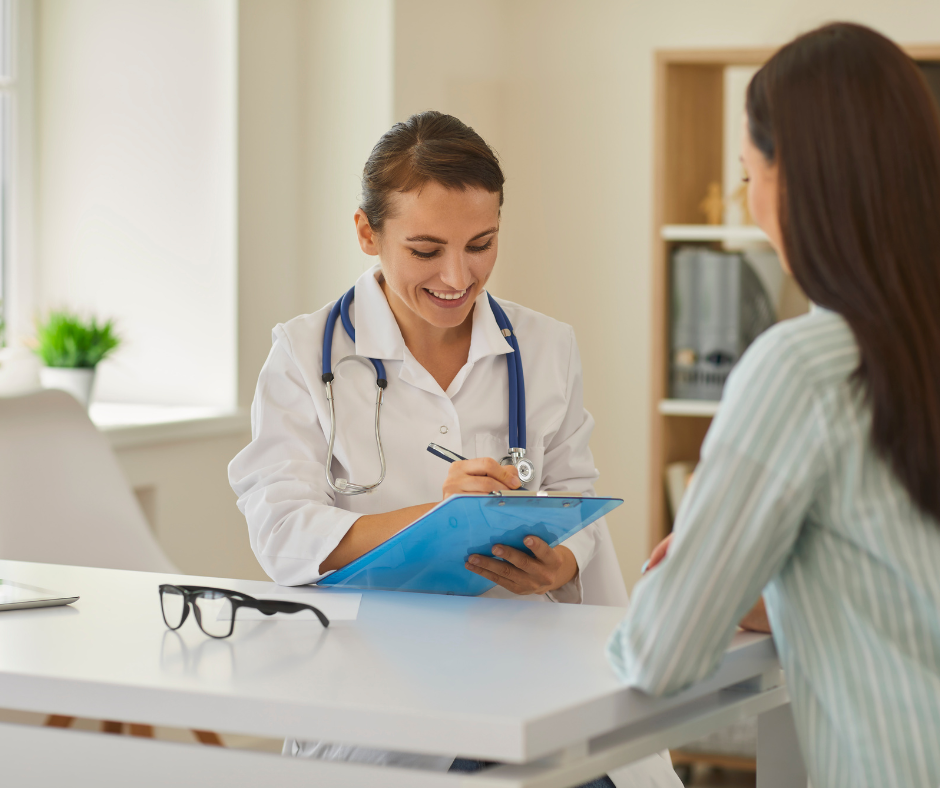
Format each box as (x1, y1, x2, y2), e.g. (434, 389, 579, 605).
(231, 111, 680, 787)
(608, 22, 940, 786)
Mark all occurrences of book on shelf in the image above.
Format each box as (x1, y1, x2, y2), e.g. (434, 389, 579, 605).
(669, 246, 776, 401)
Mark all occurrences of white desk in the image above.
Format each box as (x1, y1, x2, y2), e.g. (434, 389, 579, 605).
(0, 560, 805, 787)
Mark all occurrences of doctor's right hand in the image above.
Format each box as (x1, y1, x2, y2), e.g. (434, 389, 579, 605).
(442, 457, 521, 498)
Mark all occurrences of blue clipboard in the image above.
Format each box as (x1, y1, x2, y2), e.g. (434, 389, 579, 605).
(318, 492, 623, 596)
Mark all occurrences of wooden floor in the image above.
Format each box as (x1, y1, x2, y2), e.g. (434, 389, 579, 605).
(682, 765, 757, 787)
(0, 708, 284, 753)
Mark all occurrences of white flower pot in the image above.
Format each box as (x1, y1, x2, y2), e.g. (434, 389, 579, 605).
(40, 367, 97, 410)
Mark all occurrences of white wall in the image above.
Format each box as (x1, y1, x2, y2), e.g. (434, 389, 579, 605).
(394, 0, 940, 589)
(237, 0, 393, 407)
(36, 0, 237, 408)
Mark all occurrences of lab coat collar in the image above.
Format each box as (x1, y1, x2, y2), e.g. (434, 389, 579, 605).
(352, 265, 406, 362)
(468, 289, 514, 364)
(351, 264, 513, 394)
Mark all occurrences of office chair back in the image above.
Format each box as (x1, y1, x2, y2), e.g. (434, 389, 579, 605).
(0, 389, 176, 572)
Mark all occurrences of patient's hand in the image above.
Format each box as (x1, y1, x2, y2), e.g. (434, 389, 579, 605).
(738, 597, 771, 633)
(645, 533, 772, 634)
(465, 536, 578, 595)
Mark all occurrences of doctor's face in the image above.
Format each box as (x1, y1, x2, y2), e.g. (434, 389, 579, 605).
(355, 182, 500, 331)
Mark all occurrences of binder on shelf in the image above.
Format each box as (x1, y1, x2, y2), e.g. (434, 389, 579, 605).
(670, 247, 775, 401)
(318, 492, 623, 596)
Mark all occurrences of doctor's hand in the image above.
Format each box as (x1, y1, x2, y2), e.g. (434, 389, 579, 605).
(441, 457, 521, 498)
(465, 536, 578, 596)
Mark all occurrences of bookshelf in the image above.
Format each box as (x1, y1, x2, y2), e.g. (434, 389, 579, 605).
(648, 44, 940, 553)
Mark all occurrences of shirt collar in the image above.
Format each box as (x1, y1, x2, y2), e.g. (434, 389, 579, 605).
(352, 263, 513, 365)
(352, 264, 406, 361)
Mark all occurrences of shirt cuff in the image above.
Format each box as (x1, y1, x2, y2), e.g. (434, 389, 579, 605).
(546, 530, 592, 604)
(258, 509, 363, 587)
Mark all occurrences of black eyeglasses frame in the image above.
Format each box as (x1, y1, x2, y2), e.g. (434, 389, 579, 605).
(158, 584, 330, 639)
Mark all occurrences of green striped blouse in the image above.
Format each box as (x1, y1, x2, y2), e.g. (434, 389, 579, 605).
(608, 308, 940, 788)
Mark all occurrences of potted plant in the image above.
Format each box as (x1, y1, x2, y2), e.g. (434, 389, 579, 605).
(34, 311, 121, 409)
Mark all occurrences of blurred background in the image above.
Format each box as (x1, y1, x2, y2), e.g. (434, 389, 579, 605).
(1, 0, 939, 593)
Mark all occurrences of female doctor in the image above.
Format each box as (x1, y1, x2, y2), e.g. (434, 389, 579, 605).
(229, 111, 680, 788)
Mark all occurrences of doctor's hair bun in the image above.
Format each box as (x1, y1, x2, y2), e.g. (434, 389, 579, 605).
(360, 110, 504, 231)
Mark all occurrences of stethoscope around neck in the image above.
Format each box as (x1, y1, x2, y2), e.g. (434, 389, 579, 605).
(320, 286, 534, 495)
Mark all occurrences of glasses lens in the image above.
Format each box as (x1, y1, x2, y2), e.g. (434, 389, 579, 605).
(160, 586, 186, 629)
(193, 590, 234, 638)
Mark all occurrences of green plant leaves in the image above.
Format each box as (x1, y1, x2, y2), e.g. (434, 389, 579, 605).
(34, 311, 121, 368)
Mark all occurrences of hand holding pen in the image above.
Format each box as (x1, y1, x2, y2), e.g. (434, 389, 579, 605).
(427, 443, 527, 495)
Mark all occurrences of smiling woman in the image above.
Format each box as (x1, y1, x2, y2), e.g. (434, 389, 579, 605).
(229, 109, 680, 788)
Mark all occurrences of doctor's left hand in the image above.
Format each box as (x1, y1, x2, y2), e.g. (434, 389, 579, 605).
(465, 536, 578, 595)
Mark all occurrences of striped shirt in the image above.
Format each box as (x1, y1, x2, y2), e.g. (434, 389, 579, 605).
(607, 308, 940, 788)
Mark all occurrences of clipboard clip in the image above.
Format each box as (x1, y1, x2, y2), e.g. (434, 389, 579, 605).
(488, 490, 585, 498)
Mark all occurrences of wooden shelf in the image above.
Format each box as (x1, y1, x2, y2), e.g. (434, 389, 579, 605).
(661, 224, 768, 243)
(658, 399, 720, 417)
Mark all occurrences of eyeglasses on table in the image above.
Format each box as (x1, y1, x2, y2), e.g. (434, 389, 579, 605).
(159, 584, 330, 639)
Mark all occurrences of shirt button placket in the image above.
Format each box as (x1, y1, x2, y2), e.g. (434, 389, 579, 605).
(439, 400, 462, 456)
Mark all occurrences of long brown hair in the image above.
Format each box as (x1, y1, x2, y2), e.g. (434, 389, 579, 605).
(360, 111, 504, 232)
(747, 23, 940, 521)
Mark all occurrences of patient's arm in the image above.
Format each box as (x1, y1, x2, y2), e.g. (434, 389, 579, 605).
(645, 534, 772, 634)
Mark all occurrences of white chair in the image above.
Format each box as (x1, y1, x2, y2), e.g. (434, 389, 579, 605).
(0, 389, 221, 744)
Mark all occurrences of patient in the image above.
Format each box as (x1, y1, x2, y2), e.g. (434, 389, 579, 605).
(609, 22, 940, 787)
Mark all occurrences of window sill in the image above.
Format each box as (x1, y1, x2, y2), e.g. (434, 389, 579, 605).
(89, 403, 250, 450)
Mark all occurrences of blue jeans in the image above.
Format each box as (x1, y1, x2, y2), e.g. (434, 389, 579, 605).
(449, 758, 616, 787)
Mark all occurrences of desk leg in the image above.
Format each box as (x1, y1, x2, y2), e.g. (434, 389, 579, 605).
(757, 704, 806, 788)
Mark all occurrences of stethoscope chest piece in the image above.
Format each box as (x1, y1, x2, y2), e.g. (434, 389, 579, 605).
(501, 448, 535, 485)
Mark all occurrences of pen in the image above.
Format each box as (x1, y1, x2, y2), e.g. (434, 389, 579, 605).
(426, 443, 528, 491)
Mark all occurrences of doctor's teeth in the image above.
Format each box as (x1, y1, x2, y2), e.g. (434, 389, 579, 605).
(428, 289, 467, 300)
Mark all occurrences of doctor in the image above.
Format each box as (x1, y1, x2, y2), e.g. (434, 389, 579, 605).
(229, 111, 680, 787)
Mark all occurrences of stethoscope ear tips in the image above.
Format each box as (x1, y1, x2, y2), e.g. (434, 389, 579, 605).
(335, 478, 349, 491)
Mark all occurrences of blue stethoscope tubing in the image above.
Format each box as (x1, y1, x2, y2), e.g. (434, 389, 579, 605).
(321, 286, 531, 495)
(486, 292, 525, 451)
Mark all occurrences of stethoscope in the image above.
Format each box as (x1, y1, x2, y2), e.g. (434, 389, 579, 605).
(321, 286, 534, 495)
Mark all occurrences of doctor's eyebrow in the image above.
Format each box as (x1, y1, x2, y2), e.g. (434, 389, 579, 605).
(406, 227, 498, 245)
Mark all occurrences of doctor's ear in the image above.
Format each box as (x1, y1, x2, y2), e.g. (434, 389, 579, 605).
(354, 209, 381, 256)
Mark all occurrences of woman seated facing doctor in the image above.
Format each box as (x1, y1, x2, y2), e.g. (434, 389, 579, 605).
(610, 23, 940, 788)
(229, 111, 680, 787)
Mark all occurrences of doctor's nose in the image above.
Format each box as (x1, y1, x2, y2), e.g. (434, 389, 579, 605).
(438, 252, 473, 290)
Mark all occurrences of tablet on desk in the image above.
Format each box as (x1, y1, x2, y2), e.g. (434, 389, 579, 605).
(0, 579, 78, 611)
(319, 492, 623, 596)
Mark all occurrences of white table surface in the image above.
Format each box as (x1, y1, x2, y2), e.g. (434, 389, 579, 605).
(0, 560, 779, 765)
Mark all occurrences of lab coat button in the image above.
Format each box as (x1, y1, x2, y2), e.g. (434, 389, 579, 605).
(439, 426, 448, 434)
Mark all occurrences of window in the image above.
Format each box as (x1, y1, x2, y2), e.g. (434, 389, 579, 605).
(0, 0, 12, 347)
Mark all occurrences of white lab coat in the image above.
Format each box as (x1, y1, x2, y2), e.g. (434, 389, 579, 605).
(229, 264, 681, 788)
